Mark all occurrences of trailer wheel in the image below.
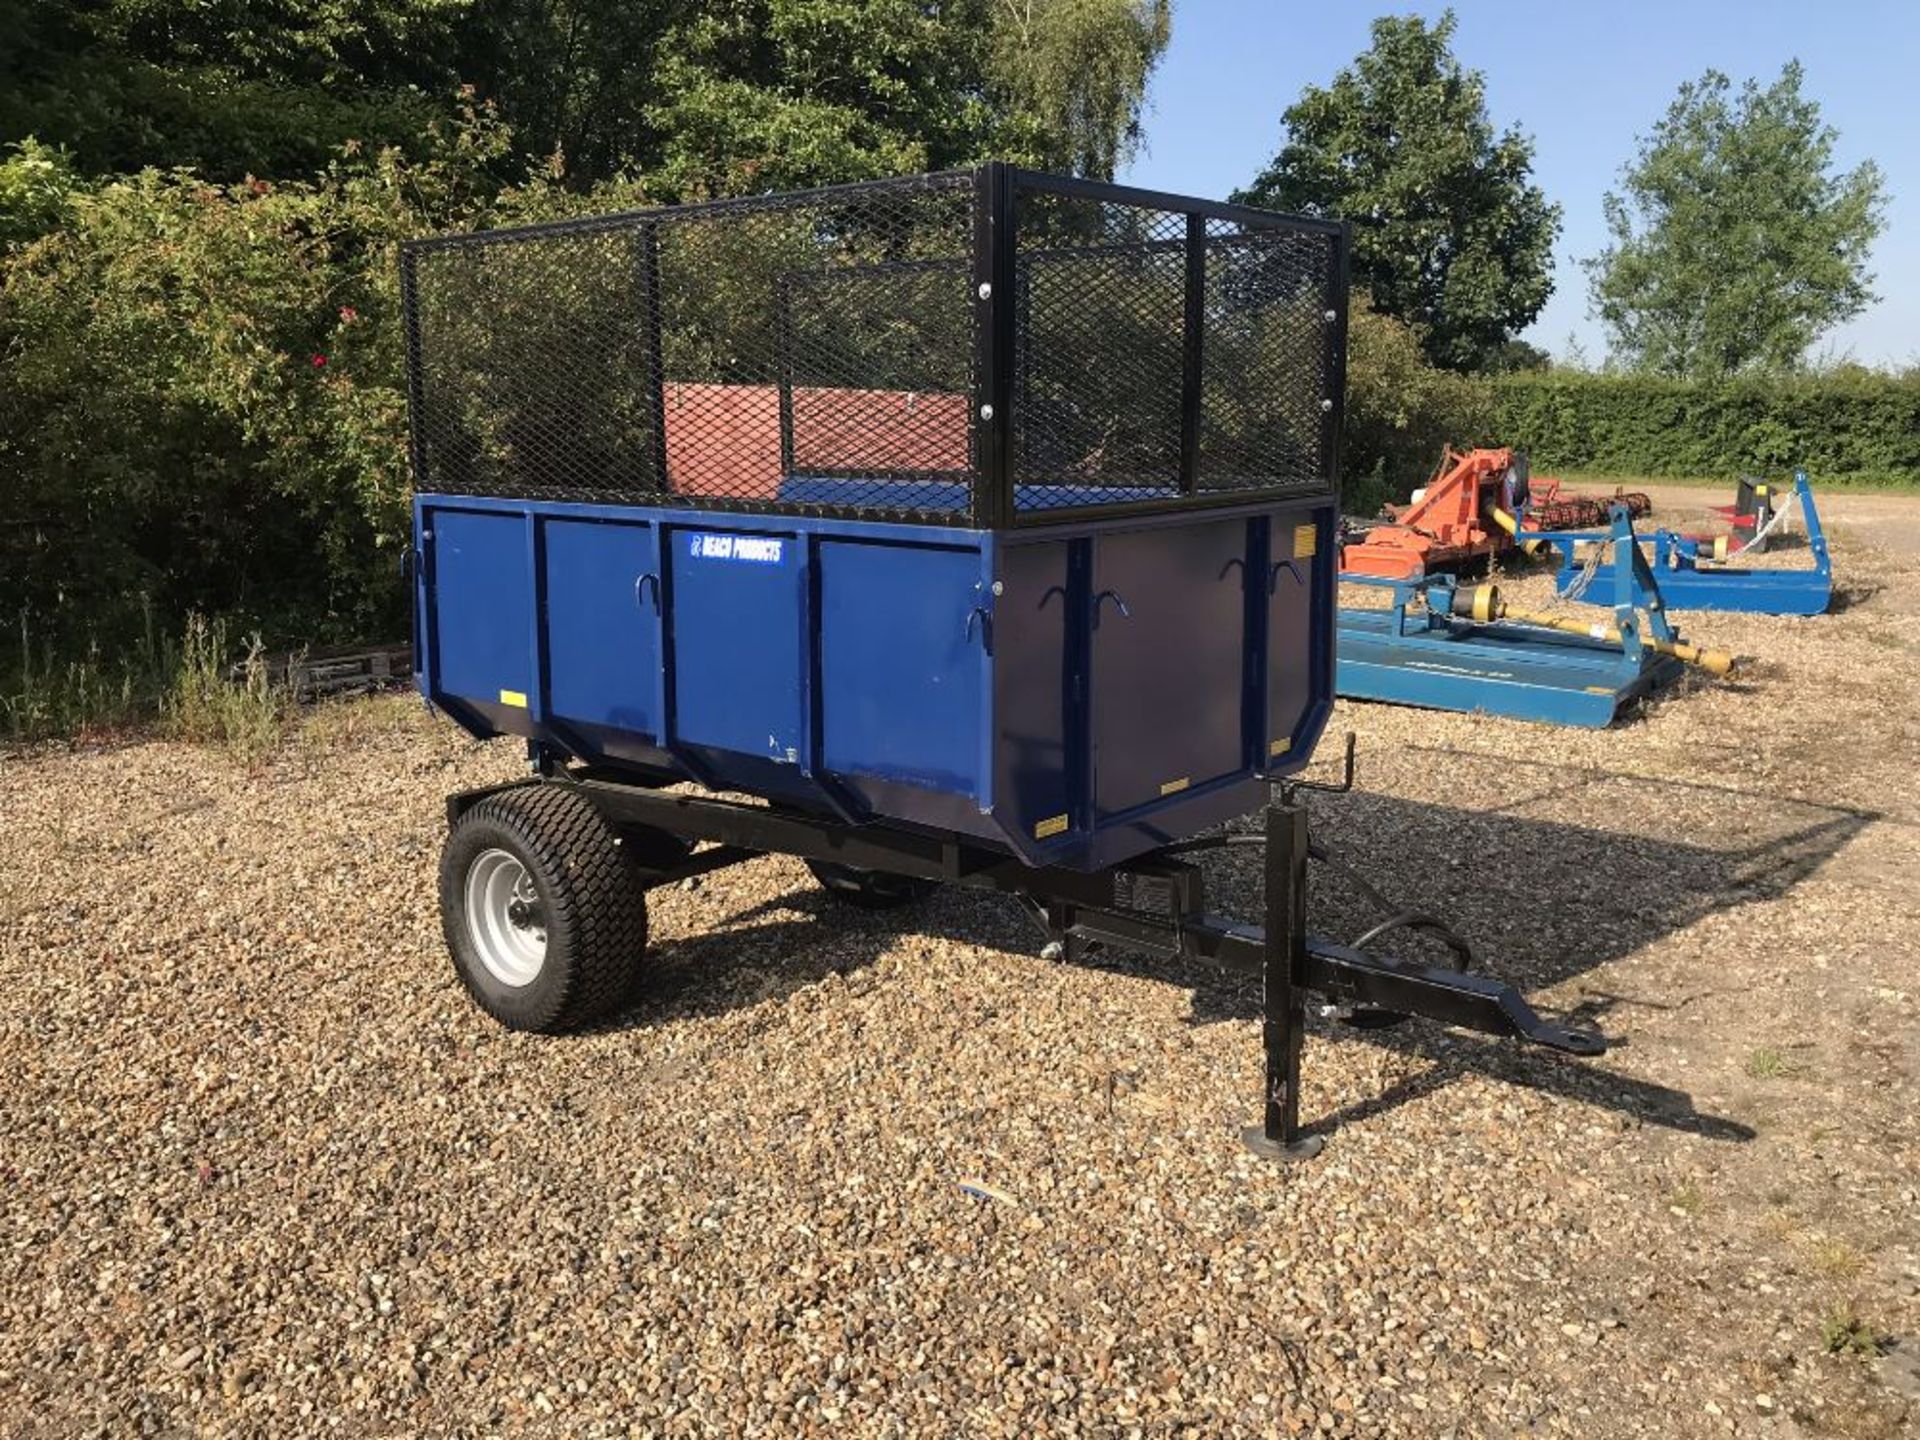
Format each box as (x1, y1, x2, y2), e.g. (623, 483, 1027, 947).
(805, 859, 936, 911)
(440, 785, 648, 1033)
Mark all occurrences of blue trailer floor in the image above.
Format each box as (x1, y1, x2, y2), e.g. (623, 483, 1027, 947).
(1337, 606, 1681, 728)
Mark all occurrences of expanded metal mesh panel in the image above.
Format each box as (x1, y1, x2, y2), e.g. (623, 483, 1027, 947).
(1196, 218, 1339, 494)
(1009, 194, 1189, 507)
(407, 225, 658, 502)
(404, 173, 977, 519)
(401, 167, 1344, 526)
(1005, 182, 1340, 517)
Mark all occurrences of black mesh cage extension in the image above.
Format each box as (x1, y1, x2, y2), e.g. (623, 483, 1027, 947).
(401, 165, 1346, 526)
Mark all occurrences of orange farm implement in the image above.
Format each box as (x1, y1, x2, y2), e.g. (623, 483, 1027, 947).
(1340, 447, 1651, 581)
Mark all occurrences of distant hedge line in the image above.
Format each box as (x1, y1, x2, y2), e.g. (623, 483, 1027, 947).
(1489, 370, 1920, 486)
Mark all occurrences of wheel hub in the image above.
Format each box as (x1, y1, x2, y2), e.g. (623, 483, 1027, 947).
(464, 848, 548, 987)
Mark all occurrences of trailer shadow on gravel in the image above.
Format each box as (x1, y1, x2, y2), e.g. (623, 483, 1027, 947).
(617, 762, 1875, 1148)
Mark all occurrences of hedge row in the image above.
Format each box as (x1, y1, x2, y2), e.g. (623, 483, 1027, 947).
(1489, 370, 1920, 486)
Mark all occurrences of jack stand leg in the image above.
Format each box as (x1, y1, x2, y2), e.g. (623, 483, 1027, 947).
(1036, 901, 1073, 961)
(1242, 795, 1325, 1162)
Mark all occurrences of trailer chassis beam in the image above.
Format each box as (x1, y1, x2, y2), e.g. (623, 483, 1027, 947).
(450, 773, 1604, 1157)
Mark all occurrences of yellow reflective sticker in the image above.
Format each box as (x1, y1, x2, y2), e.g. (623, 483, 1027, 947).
(1269, 737, 1292, 757)
(1159, 776, 1191, 796)
(499, 689, 528, 709)
(1034, 813, 1069, 840)
(1293, 523, 1318, 560)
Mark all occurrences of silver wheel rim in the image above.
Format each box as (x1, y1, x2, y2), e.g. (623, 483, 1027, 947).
(464, 848, 548, 987)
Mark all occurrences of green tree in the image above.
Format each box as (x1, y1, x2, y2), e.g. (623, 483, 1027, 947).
(634, 0, 1000, 196)
(1486, 337, 1551, 373)
(1, 1, 1168, 192)
(1585, 61, 1887, 377)
(1234, 10, 1559, 373)
(459, 0, 1168, 194)
(0, 0, 456, 179)
(1343, 303, 1494, 512)
(989, 0, 1171, 178)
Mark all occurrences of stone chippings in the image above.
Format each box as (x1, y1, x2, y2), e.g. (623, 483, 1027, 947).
(0, 496, 1915, 1437)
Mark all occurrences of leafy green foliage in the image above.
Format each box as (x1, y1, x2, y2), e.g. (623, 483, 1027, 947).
(1821, 1306, 1888, 1359)
(991, 0, 1171, 178)
(161, 614, 293, 762)
(460, 0, 1169, 195)
(1586, 63, 1887, 377)
(0, 105, 529, 666)
(0, 0, 453, 179)
(1343, 304, 1495, 512)
(0, 2, 1169, 738)
(1235, 11, 1559, 373)
(1, 0, 1168, 192)
(1491, 368, 1920, 486)
(0, 139, 85, 249)
(1, 599, 171, 741)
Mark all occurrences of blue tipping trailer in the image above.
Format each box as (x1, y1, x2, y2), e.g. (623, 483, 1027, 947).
(415, 494, 1333, 873)
(405, 165, 1602, 1159)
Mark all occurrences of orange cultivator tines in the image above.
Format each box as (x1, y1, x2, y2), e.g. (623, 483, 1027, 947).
(1340, 446, 1652, 580)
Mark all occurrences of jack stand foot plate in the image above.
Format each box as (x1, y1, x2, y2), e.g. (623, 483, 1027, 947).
(1241, 1126, 1326, 1163)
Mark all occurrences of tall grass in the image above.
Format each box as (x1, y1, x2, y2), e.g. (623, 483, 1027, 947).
(0, 600, 172, 741)
(159, 615, 293, 762)
(2, 607, 293, 759)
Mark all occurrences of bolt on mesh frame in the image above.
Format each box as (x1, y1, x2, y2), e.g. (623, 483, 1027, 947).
(401, 164, 1348, 528)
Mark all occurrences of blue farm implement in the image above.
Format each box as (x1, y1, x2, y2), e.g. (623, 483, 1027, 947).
(1542, 472, 1832, 617)
(1337, 504, 1732, 728)
(404, 166, 1603, 1160)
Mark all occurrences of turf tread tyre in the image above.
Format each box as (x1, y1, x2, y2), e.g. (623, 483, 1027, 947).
(441, 784, 648, 1033)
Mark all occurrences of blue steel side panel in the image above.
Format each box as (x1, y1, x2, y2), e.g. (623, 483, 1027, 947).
(1265, 509, 1326, 763)
(666, 527, 807, 765)
(416, 492, 1336, 870)
(991, 537, 1079, 850)
(1610, 567, 1832, 617)
(543, 518, 662, 739)
(1090, 517, 1247, 818)
(818, 541, 986, 794)
(428, 507, 534, 721)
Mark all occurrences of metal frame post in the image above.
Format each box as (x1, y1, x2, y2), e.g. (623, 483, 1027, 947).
(971, 162, 1016, 529)
(637, 221, 671, 495)
(1243, 793, 1325, 1161)
(1178, 212, 1206, 495)
(775, 272, 797, 481)
(1321, 222, 1352, 499)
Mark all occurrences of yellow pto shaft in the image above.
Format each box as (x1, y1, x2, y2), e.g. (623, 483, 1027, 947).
(1455, 584, 1734, 677)
(1488, 506, 1544, 554)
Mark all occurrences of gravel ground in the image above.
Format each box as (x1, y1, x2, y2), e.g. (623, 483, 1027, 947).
(2, 493, 1916, 1438)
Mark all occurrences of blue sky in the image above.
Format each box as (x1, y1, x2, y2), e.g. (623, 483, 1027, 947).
(1119, 0, 1916, 368)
